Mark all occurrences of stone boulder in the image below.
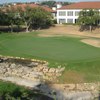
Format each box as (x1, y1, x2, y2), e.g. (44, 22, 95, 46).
(48, 68, 56, 73)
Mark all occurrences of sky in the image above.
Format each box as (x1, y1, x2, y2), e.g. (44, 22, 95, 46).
(0, 0, 100, 4)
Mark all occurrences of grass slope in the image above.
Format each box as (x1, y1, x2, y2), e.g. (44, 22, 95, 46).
(0, 32, 100, 83)
(0, 80, 52, 100)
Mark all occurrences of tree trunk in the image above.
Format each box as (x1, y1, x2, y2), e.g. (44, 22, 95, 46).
(25, 22, 29, 32)
(17, 25, 20, 33)
(11, 23, 13, 33)
(89, 25, 92, 32)
(26, 26, 29, 32)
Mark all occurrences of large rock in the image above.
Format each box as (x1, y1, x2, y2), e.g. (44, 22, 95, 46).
(43, 68, 49, 73)
(76, 83, 99, 91)
(49, 68, 56, 73)
(37, 66, 45, 71)
(0, 76, 41, 88)
(56, 91, 94, 100)
(63, 84, 76, 91)
(59, 67, 65, 72)
(28, 62, 39, 67)
(10, 63, 16, 69)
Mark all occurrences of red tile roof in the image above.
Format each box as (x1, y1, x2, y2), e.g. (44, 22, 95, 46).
(41, 6, 54, 12)
(59, 2, 100, 10)
(9, 3, 54, 12)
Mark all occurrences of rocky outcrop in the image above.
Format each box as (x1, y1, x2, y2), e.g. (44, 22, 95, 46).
(0, 56, 65, 84)
(38, 83, 100, 100)
(0, 56, 99, 100)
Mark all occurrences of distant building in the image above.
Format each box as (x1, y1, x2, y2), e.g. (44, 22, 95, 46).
(57, 2, 100, 24)
(56, 2, 62, 9)
(51, 2, 63, 19)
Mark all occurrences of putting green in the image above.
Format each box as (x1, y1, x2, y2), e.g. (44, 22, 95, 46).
(0, 33, 100, 63)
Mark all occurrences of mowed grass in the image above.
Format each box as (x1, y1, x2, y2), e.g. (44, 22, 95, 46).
(0, 32, 100, 83)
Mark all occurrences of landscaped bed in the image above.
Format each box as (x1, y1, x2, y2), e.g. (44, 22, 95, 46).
(0, 32, 100, 83)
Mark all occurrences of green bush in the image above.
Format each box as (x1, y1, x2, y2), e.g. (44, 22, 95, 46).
(0, 81, 53, 100)
(53, 19, 57, 24)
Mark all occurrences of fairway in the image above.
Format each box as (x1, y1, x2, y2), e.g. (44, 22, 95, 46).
(0, 33, 100, 82)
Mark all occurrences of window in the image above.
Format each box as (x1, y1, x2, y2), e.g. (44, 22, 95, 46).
(59, 11, 66, 16)
(75, 11, 80, 16)
(59, 19, 66, 24)
(67, 11, 73, 16)
(67, 19, 73, 23)
(96, 20, 100, 25)
(75, 19, 78, 23)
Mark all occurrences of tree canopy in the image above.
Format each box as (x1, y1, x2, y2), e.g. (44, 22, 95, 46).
(0, 6, 53, 32)
(40, 1, 56, 7)
(77, 9, 100, 32)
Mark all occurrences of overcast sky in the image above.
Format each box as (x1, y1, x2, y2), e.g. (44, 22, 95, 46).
(0, 0, 100, 4)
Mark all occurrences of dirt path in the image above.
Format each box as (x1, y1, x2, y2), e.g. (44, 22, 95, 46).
(38, 25, 100, 38)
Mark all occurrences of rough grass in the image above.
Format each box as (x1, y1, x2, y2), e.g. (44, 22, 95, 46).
(0, 32, 100, 83)
(0, 80, 25, 93)
(0, 80, 52, 100)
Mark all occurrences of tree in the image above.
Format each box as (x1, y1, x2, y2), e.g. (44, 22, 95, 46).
(18, 7, 53, 31)
(62, 2, 72, 6)
(14, 8, 24, 32)
(77, 9, 100, 32)
(41, 1, 56, 7)
(5, 7, 17, 32)
(18, 6, 33, 32)
(0, 7, 23, 32)
(0, 8, 9, 26)
(31, 7, 53, 29)
(0, 6, 53, 32)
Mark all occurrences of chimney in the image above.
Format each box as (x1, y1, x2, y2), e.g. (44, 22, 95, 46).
(56, 2, 62, 9)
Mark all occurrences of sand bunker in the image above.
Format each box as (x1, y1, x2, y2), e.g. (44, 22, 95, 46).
(81, 38, 100, 48)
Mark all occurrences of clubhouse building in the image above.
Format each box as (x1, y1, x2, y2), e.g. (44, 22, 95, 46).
(6, 2, 100, 24)
(57, 2, 100, 24)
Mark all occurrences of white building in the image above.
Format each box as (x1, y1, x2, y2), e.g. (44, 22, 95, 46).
(57, 2, 100, 24)
(56, 2, 62, 9)
(52, 2, 62, 19)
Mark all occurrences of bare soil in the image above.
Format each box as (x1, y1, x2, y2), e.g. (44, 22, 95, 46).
(38, 25, 100, 38)
(81, 39, 100, 48)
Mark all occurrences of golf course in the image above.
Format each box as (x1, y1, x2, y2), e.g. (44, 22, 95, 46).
(0, 32, 100, 83)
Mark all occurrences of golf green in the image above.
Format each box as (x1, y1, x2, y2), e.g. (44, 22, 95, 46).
(0, 33, 100, 63)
